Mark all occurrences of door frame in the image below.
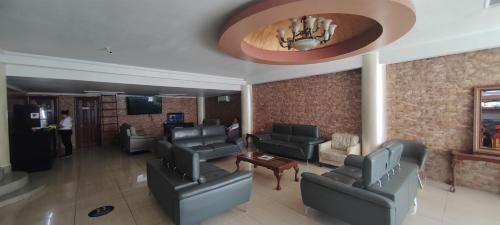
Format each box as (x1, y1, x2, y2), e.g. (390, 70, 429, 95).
(74, 97, 102, 148)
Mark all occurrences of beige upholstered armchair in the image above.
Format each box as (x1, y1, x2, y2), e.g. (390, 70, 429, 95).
(319, 133, 361, 167)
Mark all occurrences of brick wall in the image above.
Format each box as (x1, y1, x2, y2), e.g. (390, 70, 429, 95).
(50, 95, 197, 147)
(205, 93, 241, 127)
(386, 47, 500, 193)
(116, 96, 197, 137)
(252, 70, 362, 138)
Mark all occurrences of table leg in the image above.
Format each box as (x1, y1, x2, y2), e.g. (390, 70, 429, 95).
(274, 170, 283, 190)
(236, 159, 241, 172)
(450, 158, 458, 193)
(293, 164, 300, 182)
(246, 134, 250, 148)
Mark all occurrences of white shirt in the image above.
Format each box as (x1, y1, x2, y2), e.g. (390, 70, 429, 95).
(59, 117, 73, 130)
(228, 123, 239, 131)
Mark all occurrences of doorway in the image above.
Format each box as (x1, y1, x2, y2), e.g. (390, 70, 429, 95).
(75, 97, 101, 148)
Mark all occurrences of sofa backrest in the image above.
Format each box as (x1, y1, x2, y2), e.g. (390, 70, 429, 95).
(271, 123, 320, 140)
(201, 125, 227, 145)
(362, 148, 390, 187)
(384, 141, 403, 171)
(331, 133, 359, 149)
(173, 145, 200, 182)
(171, 127, 202, 140)
(272, 123, 292, 135)
(292, 124, 320, 138)
(155, 140, 174, 166)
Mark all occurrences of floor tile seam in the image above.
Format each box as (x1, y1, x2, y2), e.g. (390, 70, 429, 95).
(113, 171, 139, 225)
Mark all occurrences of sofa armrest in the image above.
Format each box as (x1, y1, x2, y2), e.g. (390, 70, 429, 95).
(344, 155, 364, 168)
(301, 172, 394, 208)
(177, 171, 252, 200)
(130, 135, 156, 140)
(346, 143, 361, 155)
(253, 133, 271, 141)
(305, 138, 326, 146)
(318, 140, 332, 152)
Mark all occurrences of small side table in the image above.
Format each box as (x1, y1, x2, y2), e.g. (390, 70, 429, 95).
(449, 150, 500, 192)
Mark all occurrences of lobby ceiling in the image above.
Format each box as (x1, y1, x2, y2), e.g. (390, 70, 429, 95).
(0, 0, 500, 84)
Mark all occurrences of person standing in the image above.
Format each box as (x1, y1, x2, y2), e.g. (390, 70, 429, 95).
(59, 110, 73, 157)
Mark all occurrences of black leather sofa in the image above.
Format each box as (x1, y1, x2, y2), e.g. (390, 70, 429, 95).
(147, 144, 252, 225)
(301, 140, 427, 225)
(170, 125, 244, 161)
(252, 123, 324, 162)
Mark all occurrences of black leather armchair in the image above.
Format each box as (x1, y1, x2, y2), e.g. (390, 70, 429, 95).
(382, 139, 429, 188)
(252, 123, 324, 162)
(147, 145, 252, 225)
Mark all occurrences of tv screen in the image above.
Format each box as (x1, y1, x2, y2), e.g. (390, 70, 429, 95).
(126, 96, 162, 115)
(167, 113, 184, 123)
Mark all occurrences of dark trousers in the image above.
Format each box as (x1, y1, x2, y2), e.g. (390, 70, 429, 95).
(60, 130, 73, 155)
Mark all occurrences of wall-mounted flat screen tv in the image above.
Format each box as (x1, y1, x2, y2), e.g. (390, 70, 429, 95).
(126, 96, 162, 115)
(167, 112, 184, 123)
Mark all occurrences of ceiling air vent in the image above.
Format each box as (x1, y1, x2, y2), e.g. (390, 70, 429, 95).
(485, 0, 500, 8)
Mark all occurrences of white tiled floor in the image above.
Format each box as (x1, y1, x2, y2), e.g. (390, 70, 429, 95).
(0, 146, 499, 225)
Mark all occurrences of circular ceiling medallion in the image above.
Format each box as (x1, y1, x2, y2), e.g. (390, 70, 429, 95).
(219, 0, 416, 65)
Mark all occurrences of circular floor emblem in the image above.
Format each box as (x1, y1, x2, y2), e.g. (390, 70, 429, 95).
(88, 205, 114, 217)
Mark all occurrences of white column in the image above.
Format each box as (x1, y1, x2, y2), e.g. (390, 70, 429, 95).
(196, 96, 205, 125)
(241, 85, 253, 138)
(361, 52, 386, 155)
(0, 64, 11, 174)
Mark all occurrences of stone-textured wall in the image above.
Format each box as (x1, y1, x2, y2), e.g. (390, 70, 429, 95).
(205, 93, 241, 127)
(386, 47, 500, 193)
(253, 70, 362, 138)
(116, 96, 197, 137)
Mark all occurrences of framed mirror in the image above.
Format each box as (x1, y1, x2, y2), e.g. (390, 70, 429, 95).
(474, 86, 500, 155)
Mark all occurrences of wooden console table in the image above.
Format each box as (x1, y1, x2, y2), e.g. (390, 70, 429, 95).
(449, 150, 500, 192)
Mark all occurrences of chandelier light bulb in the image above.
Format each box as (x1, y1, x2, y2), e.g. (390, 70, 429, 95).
(323, 19, 332, 30)
(324, 31, 330, 41)
(277, 28, 286, 39)
(305, 16, 316, 29)
(328, 24, 337, 36)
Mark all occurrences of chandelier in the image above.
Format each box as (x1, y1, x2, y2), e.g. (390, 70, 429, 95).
(276, 16, 337, 51)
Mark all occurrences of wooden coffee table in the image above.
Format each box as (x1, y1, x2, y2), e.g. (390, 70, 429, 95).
(236, 152, 299, 190)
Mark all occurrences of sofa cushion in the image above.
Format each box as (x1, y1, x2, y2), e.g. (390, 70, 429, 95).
(199, 162, 230, 182)
(289, 135, 315, 144)
(201, 125, 226, 137)
(320, 149, 347, 162)
(203, 135, 227, 145)
(261, 139, 301, 151)
(362, 148, 390, 187)
(270, 133, 290, 142)
(173, 138, 204, 148)
(130, 126, 138, 136)
(173, 146, 200, 182)
(207, 143, 238, 156)
(331, 133, 359, 149)
(291, 124, 319, 138)
(334, 166, 363, 180)
(321, 171, 357, 186)
(171, 127, 202, 141)
(272, 123, 292, 134)
(147, 159, 198, 190)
